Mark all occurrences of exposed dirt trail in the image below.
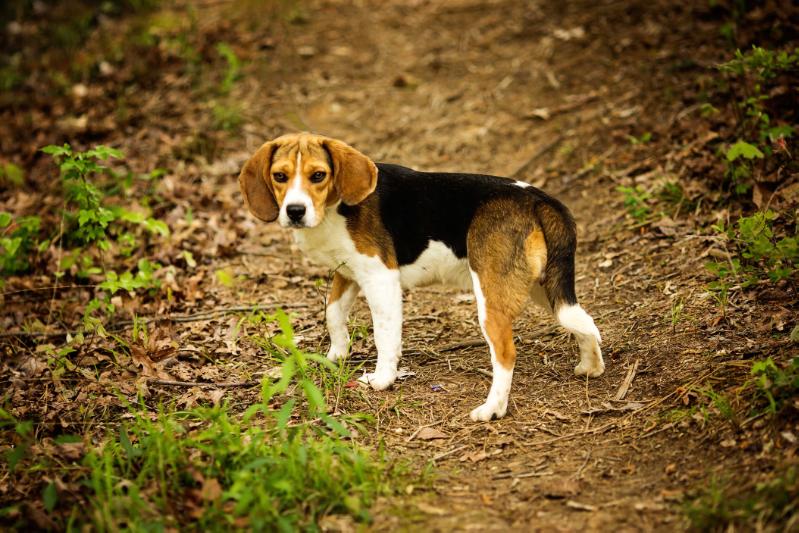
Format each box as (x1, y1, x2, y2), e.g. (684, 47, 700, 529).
(228, 1, 734, 530)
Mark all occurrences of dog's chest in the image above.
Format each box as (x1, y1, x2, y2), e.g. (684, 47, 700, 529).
(292, 212, 359, 275)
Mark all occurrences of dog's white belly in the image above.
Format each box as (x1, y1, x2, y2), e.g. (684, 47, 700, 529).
(399, 240, 471, 290)
(294, 213, 470, 290)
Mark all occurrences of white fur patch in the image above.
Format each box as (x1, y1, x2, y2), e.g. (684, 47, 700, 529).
(557, 304, 604, 377)
(357, 268, 402, 390)
(295, 207, 401, 389)
(469, 269, 514, 421)
(279, 151, 318, 227)
(514, 180, 532, 188)
(399, 240, 471, 290)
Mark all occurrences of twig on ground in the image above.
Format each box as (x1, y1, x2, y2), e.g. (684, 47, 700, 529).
(432, 444, 469, 462)
(147, 379, 259, 388)
(476, 368, 493, 379)
(614, 358, 640, 401)
(436, 339, 485, 352)
(492, 469, 553, 480)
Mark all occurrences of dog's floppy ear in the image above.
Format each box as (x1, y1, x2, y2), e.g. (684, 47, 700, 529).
(239, 141, 279, 222)
(323, 139, 378, 205)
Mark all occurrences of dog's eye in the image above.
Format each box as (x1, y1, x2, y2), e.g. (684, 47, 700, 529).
(310, 171, 326, 183)
(273, 172, 288, 183)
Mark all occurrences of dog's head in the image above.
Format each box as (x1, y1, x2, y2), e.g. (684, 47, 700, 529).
(239, 133, 378, 228)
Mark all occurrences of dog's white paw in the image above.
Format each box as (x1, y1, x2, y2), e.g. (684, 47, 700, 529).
(470, 401, 507, 422)
(326, 344, 349, 362)
(574, 360, 605, 377)
(358, 370, 397, 391)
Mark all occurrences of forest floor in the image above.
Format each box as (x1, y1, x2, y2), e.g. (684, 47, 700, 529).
(1, 0, 798, 531)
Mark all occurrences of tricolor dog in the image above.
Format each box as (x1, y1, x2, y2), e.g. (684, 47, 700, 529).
(239, 133, 604, 421)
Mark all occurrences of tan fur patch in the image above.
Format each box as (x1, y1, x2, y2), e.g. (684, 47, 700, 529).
(484, 310, 516, 370)
(524, 229, 547, 280)
(329, 272, 354, 305)
(344, 194, 399, 269)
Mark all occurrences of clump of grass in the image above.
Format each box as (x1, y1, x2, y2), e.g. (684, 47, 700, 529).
(2, 310, 403, 530)
(685, 470, 799, 531)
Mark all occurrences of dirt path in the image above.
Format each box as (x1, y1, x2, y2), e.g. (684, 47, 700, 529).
(228, 1, 738, 529)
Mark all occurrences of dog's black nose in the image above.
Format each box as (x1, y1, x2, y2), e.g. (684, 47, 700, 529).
(286, 204, 306, 223)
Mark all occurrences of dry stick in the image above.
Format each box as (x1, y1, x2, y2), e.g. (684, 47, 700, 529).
(436, 339, 485, 352)
(492, 469, 553, 480)
(614, 358, 640, 401)
(432, 444, 469, 462)
(146, 379, 259, 388)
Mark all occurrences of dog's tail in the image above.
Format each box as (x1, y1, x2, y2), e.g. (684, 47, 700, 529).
(532, 198, 578, 311)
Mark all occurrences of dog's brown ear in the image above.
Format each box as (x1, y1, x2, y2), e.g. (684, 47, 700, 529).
(323, 139, 377, 205)
(239, 141, 279, 222)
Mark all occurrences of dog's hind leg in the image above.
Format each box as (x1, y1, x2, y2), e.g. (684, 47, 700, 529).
(558, 303, 604, 377)
(326, 272, 360, 362)
(537, 231, 604, 378)
(468, 268, 526, 421)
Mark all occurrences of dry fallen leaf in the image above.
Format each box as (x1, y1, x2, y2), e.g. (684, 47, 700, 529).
(417, 427, 449, 440)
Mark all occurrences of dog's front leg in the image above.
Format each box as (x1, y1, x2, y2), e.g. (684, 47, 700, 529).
(357, 269, 402, 391)
(326, 272, 360, 362)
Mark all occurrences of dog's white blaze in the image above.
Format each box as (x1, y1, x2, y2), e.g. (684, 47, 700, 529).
(514, 180, 532, 188)
(469, 269, 514, 421)
(279, 151, 317, 227)
(294, 207, 400, 389)
(399, 240, 471, 290)
(326, 281, 360, 361)
(557, 304, 605, 377)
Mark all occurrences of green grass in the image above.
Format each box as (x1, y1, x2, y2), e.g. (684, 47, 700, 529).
(1, 310, 406, 530)
(685, 470, 799, 531)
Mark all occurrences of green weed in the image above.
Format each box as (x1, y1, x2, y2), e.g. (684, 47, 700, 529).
(627, 132, 652, 145)
(0, 213, 42, 275)
(5, 311, 403, 530)
(706, 211, 798, 296)
(211, 101, 244, 132)
(685, 469, 798, 530)
(617, 185, 652, 222)
(215, 42, 241, 95)
(750, 357, 799, 416)
(0, 162, 24, 186)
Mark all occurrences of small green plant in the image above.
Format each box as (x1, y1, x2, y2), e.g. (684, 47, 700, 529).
(719, 46, 799, 81)
(0, 162, 24, 186)
(750, 357, 799, 415)
(0, 213, 42, 275)
(724, 139, 764, 194)
(685, 469, 798, 530)
(617, 185, 652, 222)
(0, 407, 34, 473)
(712, 46, 798, 194)
(707, 211, 798, 293)
(211, 102, 243, 132)
(215, 42, 241, 95)
(627, 132, 652, 145)
(669, 297, 684, 331)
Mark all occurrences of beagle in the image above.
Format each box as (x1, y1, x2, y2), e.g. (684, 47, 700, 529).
(239, 133, 604, 421)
